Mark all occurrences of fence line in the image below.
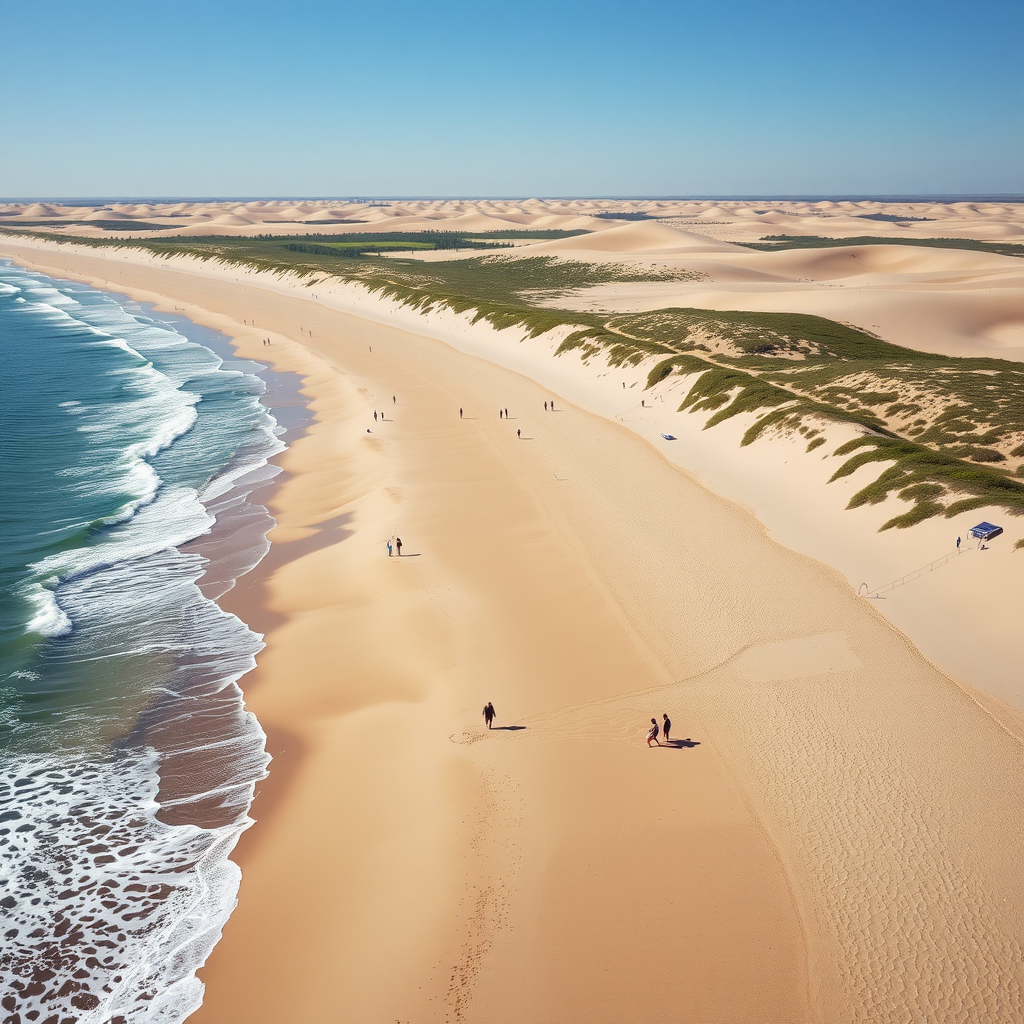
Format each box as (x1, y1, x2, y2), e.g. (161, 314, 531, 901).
(859, 548, 965, 598)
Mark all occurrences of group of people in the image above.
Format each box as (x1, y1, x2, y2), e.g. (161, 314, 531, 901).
(646, 713, 672, 747)
(386, 537, 403, 557)
(481, 703, 675, 749)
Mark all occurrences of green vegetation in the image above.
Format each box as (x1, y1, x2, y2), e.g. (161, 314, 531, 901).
(857, 213, 935, 223)
(740, 235, 1024, 259)
(2, 219, 175, 231)
(828, 436, 1024, 529)
(5, 223, 1022, 527)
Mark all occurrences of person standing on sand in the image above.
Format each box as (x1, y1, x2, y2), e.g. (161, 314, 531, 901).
(392, 395, 396, 404)
(505, 408, 508, 418)
(396, 537, 403, 556)
(374, 410, 378, 422)
(646, 718, 660, 747)
(499, 409, 503, 419)
(387, 539, 392, 557)
(460, 408, 463, 418)
(662, 713, 672, 744)
(483, 702, 496, 729)
(544, 401, 548, 411)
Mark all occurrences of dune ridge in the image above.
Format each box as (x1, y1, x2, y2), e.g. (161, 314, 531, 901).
(2, 236, 1022, 1024)
(1, 196, 1021, 244)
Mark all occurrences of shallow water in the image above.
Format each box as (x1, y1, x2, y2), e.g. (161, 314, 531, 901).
(0, 261, 300, 1022)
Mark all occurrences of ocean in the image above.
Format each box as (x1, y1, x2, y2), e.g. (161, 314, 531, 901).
(0, 260, 296, 1021)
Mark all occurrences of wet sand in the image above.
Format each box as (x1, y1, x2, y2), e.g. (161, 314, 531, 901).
(3, 241, 1022, 1023)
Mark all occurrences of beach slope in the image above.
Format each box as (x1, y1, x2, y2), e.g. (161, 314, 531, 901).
(2, 242, 1022, 1023)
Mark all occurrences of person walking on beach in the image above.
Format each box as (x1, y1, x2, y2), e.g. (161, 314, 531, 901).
(396, 536, 403, 556)
(646, 718, 660, 747)
(662, 713, 672, 744)
(387, 539, 393, 557)
(483, 702, 496, 729)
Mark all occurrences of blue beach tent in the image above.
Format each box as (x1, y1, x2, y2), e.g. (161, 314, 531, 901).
(968, 522, 1002, 541)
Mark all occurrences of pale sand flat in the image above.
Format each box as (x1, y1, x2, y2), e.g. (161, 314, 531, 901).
(3, 243, 1022, 1023)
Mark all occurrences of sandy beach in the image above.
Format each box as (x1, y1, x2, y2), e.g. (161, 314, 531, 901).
(3, 239, 1023, 1022)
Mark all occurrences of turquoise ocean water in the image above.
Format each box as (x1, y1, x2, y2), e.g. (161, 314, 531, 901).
(0, 261, 290, 1021)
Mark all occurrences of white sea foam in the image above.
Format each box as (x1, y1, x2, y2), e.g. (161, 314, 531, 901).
(0, 749, 254, 1023)
(1, 264, 287, 1024)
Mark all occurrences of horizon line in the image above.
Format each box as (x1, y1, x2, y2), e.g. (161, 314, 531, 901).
(3, 193, 1023, 205)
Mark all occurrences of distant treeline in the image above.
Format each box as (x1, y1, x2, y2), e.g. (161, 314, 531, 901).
(857, 213, 935, 223)
(249, 229, 586, 243)
(743, 235, 1024, 258)
(192, 229, 591, 257)
(594, 212, 652, 220)
(0, 219, 174, 231)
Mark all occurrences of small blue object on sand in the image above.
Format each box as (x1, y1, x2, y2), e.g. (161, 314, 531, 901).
(968, 522, 1002, 541)
(661, 433, 677, 441)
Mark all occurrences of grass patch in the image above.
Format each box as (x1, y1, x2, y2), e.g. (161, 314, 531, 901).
(4, 219, 176, 231)
(830, 436, 1024, 525)
(6, 223, 1023, 527)
(739, 235, 1024, 259)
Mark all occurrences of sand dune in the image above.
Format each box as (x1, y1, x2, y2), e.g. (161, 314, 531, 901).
(3, 238, 1022, 1024)
(532, 220, 746, 254)
(2, 197, 1020, 247)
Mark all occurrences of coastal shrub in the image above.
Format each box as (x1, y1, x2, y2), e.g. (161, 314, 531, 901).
(645, 354, 709, 388)
(8, 221, 1024, 526)
(962, 447, 1006, 463)
(898, 482, 944, 501)
(830, 436, 1024, 524)
(881, 500, 946, 530)
(740, 235, 1024, 259)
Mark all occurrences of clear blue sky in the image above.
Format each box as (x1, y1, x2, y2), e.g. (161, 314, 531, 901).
(2, 0, 1021, 198)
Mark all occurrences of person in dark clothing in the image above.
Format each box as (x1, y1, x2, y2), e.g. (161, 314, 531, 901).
(460, 408, 463, 418)
(662, 713, 672, 744)
(483, 702, 496, 728)
(646, 718, 660, 747)
(517, 428, 521, 438)
(395, 537, 403, 556)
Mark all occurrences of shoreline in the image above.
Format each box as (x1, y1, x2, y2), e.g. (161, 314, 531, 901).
(4, 241, 1024, 1022)
(5, 236, 1020, 721)
(0, 262, 299, 1022)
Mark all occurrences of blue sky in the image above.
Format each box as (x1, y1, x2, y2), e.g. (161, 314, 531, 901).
(2, 0, 1021, 198)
